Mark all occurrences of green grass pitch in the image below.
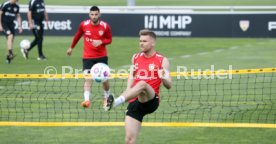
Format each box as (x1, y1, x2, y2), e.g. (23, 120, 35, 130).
(0, 36, 276, 143)
(1, 0, 276, 143)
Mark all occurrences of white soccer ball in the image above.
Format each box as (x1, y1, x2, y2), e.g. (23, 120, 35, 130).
(90, 63, 110, 83)
(20, 39, 30, 49)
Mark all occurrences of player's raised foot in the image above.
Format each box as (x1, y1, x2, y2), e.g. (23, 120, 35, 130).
(81, 100, 90, 108)
(21, 48, 29, 59)
(6, 54, 16, 64)
(104, 94, 114, 111)
(37, 55, 47, 61)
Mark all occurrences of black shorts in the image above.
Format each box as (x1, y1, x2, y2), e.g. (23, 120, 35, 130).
(2, 22, 15, 36)
(83, 56, 108, 72)
(33, 20, 44, 31)
(126, 95, 159, 122)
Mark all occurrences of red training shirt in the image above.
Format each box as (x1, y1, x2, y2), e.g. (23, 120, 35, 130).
(129, 52, 164, 103)
(70, 20, 112, 59)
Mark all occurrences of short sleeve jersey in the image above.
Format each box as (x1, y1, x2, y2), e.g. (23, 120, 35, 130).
(71, 20, 112, 59)
(0, 1, 19, 23)
(29, 0, 45, 21)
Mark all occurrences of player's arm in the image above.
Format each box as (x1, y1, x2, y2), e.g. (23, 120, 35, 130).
(16, 13, 22, 33)
(27, 1, 34, 29)
(159, 57, 172, 89)
(0, 10, 3, 31)
(27, 10, 33, 29)
(102, 24, 112, 45)
(126, 55, 136, 90)
(0, 3, 4, 31)
(67, 23, 83, 56)
(44, 5, 49, 28)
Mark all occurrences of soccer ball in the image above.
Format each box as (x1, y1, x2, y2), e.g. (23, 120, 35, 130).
(90, 63, 110, 83)
(20, 39, 30, 49)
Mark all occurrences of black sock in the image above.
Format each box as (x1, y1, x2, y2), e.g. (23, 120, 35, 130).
(8, 49, 13, 55)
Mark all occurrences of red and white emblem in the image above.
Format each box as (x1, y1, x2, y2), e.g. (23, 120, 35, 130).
(98, 30, 104, 36)
(149, 64, 155, 71)
(239, 20, 250, 32)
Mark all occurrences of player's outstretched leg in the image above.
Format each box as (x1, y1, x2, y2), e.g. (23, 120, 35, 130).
(104, 94, 114, 111)
(21, 48, 29, 59)
(102, 80, 110, 108)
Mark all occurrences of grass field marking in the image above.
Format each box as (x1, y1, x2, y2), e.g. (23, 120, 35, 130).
(197, 52, 210, 55)
(229, 46, 239, 50)
(15, 81, 35, 85)
(180, 55, 192, 58)
(180, 45, 238, 59)
(1, 122, 276, 128)
(197, 45, 240, 55)
(213, 49, 225, 53)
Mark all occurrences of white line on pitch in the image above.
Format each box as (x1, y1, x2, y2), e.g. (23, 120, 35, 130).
(180, 55, 192, 58)
(197, 52, 209, 55)
(213, 49, 225, 53)
(15, 81, 35, 85)
(229, 46, 239, 50)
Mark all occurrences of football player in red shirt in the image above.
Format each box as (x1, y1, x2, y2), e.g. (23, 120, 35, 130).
(67, 6, 112, 108)
(105, 29, 172, 144)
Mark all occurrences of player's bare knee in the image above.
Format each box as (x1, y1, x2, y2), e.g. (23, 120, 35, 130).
(7, 34, 13, 39)
(136, 81, 148, 90)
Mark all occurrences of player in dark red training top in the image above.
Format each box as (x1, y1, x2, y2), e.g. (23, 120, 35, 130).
(67, 6, 112, 109)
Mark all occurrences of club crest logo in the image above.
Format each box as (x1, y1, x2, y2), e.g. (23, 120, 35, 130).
(14, 7, 17, 12)
(239, 20, 250, 32)
(98, 30, 104, 36)
(134, 63, 138, 71)
(149, 64, 155, 71)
